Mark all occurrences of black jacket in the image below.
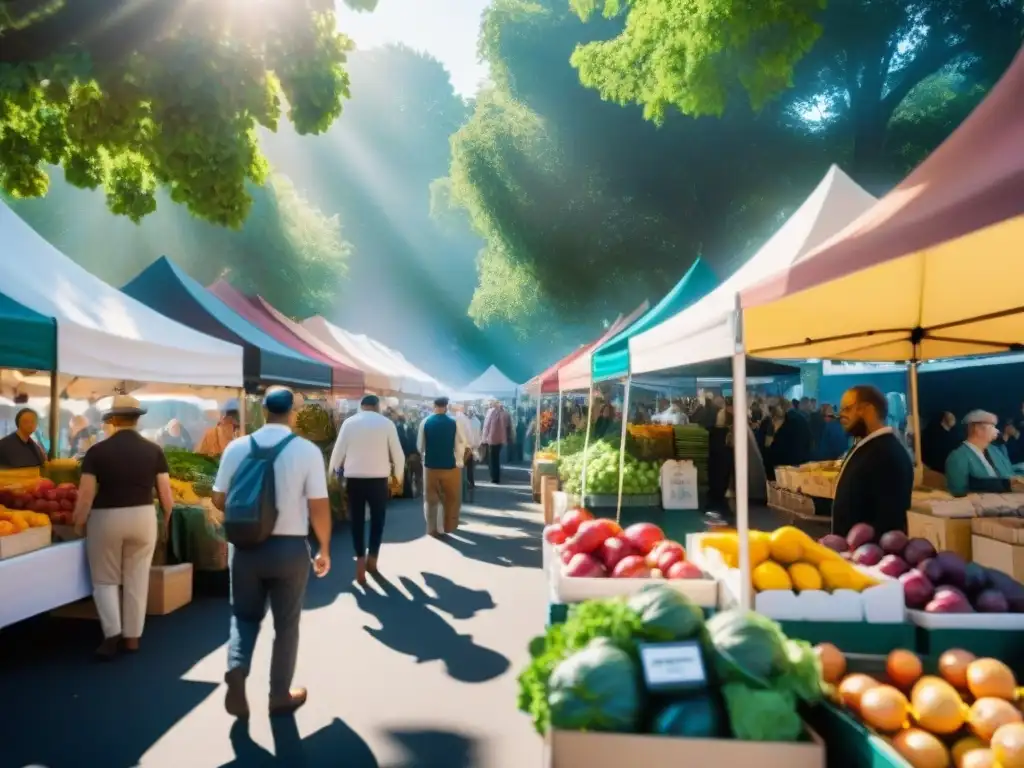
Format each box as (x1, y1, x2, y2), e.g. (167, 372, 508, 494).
(832, 431, 914, 537)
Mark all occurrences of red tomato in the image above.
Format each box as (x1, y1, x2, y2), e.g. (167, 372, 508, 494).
(559, 507, 594, 537)
(543, 523, 568, 545)
(623, 522, 666, 555)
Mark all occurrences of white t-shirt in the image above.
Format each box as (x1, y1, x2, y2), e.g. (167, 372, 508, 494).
(213, 424, 328, 537)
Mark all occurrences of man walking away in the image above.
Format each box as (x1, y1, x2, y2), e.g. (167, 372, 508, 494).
(213, 387, 331, 719)
(328, 394, 404, 584)
(418, 398, 468, 535)
(481, 400, 511, 484)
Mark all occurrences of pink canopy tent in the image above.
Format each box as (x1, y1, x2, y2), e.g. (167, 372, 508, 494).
(523, 302, 648, 395)
(208, 281, 366, 397)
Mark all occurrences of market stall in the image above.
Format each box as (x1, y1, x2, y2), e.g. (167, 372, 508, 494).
(122, 256, 331, 392)
(303, 315, 445, 398)
(461, 365, 521, 400)
(208, 280, 365, 397)
(0, 206, 245, 629)
(252, 295, 395, 394)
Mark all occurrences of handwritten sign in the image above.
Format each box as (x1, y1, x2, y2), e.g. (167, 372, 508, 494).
(638, 641, 708, 692)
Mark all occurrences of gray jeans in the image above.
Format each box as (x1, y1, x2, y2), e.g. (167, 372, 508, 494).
(227, 536, 310, 698)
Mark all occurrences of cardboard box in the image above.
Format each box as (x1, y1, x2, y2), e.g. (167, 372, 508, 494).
(547, 726, 824, 768)
(907, 509, 973, 560)
(0, 525, 52, 559)
(148, 563, 193, 615)
(972, 534, 1024, 583)
(541, 476, 559, 524)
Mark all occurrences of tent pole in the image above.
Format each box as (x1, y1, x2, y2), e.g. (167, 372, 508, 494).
(556, 385, 564, 458)
(615, 374, 632, 524)
(47, 374, 59, 460)
(534, 394, 542, 457)
(238, 388, 247, 437)
(908, 354, 923, 485)
(733, 297, 752, 610)
(581, 384, 595, 497)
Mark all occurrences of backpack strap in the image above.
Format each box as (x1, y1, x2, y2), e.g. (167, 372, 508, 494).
(249, 433, 297, 460)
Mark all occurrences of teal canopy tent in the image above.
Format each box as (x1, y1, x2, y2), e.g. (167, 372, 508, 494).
(0, 292, 56, 372)
(591, 259, 719, 382)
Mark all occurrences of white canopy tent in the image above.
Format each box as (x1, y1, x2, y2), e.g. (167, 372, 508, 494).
(628, 166, 877, 374)
(462, 365, 520, 399)
(302, 316, 445, 399)
(0, 202, 243, 387)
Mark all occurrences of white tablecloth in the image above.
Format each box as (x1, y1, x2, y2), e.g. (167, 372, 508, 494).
(0, 540, 91, 629)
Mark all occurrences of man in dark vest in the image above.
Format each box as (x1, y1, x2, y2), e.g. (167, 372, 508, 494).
(417, 397, 469, 536)
(832, 384, 914, 537)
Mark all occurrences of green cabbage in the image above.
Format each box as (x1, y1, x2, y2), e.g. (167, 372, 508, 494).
(705, 610, 789, 687)
(548, 638, 641, 733)
(626, 583, 705, 641)
(721, 684, 803, 741)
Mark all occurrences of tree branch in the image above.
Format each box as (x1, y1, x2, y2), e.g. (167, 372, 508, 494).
(880, 39, 970, 118)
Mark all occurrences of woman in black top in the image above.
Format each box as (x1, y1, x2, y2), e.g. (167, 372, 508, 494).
(73, 396, 175, 659)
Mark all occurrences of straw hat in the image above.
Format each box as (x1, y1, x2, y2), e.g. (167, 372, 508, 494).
(102, 395, 148, 420)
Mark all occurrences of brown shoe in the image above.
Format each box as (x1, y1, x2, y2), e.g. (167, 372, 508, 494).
(270, 688, 308, 716)
(355, 557, 367, 585)
(123, 637, 140, 652)
(366, 555, 379, 573)
(224, 667, 250, 719)
(95, 635, 121, 660)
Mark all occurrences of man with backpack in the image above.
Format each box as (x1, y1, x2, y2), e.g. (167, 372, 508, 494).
(212, 387, 332, 719)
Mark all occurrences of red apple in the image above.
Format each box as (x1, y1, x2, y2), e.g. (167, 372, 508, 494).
(597, 536, 637, 572)
(612, 555, 651, 579)
(543, 523, 568, 546)
(560, 547, 575, 565)
(657, 548, 686, 573)
(646, 540, 684, 567)
(667, 561, 703, 580)
(559, 508, 594, 537)
(36, 479, 55, 492)
(43, 489, 58, 502)
(623, 522, 665, 555)
(563, 553, 606, 578)
(59, 498, 74, 511)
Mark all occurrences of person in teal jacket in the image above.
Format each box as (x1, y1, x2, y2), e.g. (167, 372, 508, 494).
(944, 410, 1016, 497)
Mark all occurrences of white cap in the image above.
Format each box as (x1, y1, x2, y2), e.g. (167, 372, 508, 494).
(963, 409, 997, 426)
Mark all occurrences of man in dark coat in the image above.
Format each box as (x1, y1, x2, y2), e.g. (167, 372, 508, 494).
(832, 385, 914, 537)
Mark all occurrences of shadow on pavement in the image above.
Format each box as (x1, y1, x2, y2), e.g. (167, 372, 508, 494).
(219, 716, 379, 767)
(439, 527, 542, 569)
(418, 572, 496, 619)
(0, 597, 227, 767)
(354, 574, 509, 684)
(387, 728, 479, 768)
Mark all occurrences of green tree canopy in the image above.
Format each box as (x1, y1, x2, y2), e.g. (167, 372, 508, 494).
(0, 0, 376, 226)
(570, 0, 1023, 186)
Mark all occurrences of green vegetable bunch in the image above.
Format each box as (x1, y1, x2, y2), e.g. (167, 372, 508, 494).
(706, 610, 824, 741)
(164, 448, 220, 482)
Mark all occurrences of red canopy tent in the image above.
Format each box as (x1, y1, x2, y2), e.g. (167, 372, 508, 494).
(523, 302, 648, 395)
(208, 281, 365, 397)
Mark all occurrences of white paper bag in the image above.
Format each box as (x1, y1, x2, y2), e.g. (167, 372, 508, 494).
(661, 460, 699, 510)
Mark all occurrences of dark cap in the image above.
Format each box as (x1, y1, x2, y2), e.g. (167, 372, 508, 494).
(263, 387, 295, 415)
(434, 397, 450, 408)
(361, 394, 380, 408)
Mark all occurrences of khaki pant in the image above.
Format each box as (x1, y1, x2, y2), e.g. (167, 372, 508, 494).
(424, 467, 461, 533)
(85, 505, 158, 639)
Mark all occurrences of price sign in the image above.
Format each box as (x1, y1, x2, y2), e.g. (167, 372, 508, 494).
(638, 641, 708, 693)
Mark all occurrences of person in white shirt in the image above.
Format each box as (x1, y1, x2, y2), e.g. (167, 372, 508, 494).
(212, 387, 331, 719)
(450, 403, 479, 502)
(328, 394, 405, 583)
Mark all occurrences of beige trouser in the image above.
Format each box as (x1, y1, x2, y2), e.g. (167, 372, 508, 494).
(85, 505, 158, 639)
(424, 467, 461, 534)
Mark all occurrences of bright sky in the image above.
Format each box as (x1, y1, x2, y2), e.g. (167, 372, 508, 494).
(335, 0, 492, 97)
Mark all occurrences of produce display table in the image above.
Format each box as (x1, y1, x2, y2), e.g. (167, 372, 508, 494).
(0, 539, 90, 629)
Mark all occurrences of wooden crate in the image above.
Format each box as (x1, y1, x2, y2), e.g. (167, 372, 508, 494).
(907, 510, 973, 561)
(0, 525, 52, 559)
